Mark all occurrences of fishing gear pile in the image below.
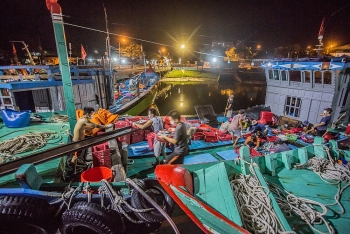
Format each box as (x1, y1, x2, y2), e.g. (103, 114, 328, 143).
(50, 114, 69, 122)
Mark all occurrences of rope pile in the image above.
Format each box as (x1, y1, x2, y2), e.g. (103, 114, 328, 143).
(230, 164, 285, 233)
(268, 182, 334, 234)
(50, 114, 69, 122)
(0, 132, 61, 163)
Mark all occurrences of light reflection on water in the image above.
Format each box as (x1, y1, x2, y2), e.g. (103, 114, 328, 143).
(153, 81, 266, 116)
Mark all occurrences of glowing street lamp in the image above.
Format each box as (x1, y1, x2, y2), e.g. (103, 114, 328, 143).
(181, 44, 185, 49)
(212, 58, 217, 62)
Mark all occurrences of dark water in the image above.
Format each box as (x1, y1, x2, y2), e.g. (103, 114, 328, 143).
(151, 79, 267, 116)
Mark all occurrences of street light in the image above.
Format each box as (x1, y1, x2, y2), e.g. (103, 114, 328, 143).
(181, 44, 185, 49)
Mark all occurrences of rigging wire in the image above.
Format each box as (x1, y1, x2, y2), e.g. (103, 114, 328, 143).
(63, 22, 225, 58)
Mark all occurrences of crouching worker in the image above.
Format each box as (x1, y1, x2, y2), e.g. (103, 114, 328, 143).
(158, 110, 188, 165)
(244, 133, 260, 150)
(134, 108, 166, 166)
(66, 107, 109, 180)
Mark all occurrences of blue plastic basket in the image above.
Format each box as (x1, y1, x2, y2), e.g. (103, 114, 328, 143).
(1, 109, 31, 128)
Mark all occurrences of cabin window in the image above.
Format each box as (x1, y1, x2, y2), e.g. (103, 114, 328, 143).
(285, 96, 301, 117)
(273, 70, 279, 80)
(268, 70, 273, 79)
(324, 71, 332, 84)
(289, 71, 301, 82)
(281, 70, 287, 81)
(315, 71, 322, 84)
(303, 71, 311, 83)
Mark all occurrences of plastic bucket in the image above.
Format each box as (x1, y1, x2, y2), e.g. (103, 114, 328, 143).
(80, 166, 113, 182)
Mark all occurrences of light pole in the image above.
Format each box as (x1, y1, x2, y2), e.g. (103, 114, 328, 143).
(119, 38, 125, 63)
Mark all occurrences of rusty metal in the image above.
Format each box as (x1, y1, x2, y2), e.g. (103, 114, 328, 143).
(0, 126, 136, 177)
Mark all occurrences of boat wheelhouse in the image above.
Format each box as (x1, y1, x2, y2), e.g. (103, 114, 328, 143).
(0, 65, 115, 112)
(262, 57, 350, 125)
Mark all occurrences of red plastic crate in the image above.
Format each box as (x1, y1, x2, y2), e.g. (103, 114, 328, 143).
(267, 136, 279, 142)
(114, 120, 129, 129)
(205, 134, 218, 143)
(217, 134, 232, 141)
(92, 150, 111, 168)
(291, 128, 303, 133)
(188, 120, 201, 125)
(147, 133, 156, 149)
(144, 130, 152, 140)
(131, 133, 144, 144)
(92, 142, 110, 152)
(192, 132, 205, 140)
(234, 146, 261, 157)
(271, 129, 281, 135)
(203, 131, 216, 137)
(118, 134, 131, 145)
(242, 132, 252, 138)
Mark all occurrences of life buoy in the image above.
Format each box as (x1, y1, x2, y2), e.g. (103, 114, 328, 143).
(0, 195, 58, 234)
(131, 178, 175, 223)
(60, 201, 124, 234)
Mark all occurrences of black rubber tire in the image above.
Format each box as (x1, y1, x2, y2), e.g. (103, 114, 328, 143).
(60, 201, 124, 234)
(131, 178, 175, 223)
(0, 195, 57, 234)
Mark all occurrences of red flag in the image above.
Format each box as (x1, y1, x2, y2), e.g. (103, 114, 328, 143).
(81, 44, 87, 60)
(318, 17, 325, 41)
(12, 43, 16, 54)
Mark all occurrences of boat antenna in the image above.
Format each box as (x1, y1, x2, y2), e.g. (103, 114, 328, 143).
(10, 41, 35, 65)
(103, 3, 112, 73)
(315, 18, 325, 56)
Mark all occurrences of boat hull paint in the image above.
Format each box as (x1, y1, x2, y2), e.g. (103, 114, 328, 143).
(155, 164, 249, 234)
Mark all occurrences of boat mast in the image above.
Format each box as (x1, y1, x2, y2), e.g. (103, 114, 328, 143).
(46, 0, 76, 132)
(10, 41, 35, 65)
(104, 4, 112, 107)
(315, 18, 325, 56)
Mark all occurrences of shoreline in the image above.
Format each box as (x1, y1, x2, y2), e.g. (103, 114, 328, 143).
(160, 77, 218, 82)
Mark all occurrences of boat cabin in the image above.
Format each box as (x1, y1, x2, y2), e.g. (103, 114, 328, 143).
(0, 65, 116, 112)
(262, 57, 350, 125)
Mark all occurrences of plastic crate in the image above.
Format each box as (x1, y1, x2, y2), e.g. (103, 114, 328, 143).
(118, 134, 131, 145)
(205, 132, 218, 142)
(301, 136, 314, 143)
(282, 130, 293, 135)
(291, 128, 303, 134)
(115, 120, 130, 129)
(217, 134, 232, 141)
(188, 119, 201, 125)
(131, 133, 144, 144)
(92, 142, 110, 152)
(144, 130, 152, 140)
(147, 133, 156, 149)
(267, 136, 279, 142)
(242, 132, 252, 138)
(92, 150, 111, 168)
(286, 134, 298, 141)
(271, 129, 281, 135)
(192, 132, 205, 140)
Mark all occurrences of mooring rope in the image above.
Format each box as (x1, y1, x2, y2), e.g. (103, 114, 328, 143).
(0, 131, 60, 163)
(267, 182, 335, 234)
(50, 114, 69, 122)
(230, 163, 287, 234)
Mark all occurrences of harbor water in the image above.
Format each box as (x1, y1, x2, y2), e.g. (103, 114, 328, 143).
(152, 80, 267, 116)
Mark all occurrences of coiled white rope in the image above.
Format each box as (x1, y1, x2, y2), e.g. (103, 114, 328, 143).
(230, 163, 287, 234)
(50, 114, 69, 122)
(267, 182, 335, 234)
(0, 131, 61, 163)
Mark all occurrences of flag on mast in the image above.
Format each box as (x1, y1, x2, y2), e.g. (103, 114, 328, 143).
(12, 43, 16, 54)
(81, 44, 87, 60)
(318, 17, 325, 43)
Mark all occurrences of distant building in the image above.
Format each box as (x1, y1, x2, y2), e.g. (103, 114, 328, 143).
(212, 41, 234, 49)
(331, 44, 350, 57)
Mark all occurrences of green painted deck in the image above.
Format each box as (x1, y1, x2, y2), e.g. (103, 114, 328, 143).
(0, 113, 70, 187)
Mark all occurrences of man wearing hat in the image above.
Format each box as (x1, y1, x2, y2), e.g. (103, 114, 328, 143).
(311, 108, 332, 136)
(302, 120, 314, 134)
(225, 95, 234, 117)
(250, 120, 268, 136)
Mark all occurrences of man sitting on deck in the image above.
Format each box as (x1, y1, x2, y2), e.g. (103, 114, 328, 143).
(134, 108, 166, 166)
(312, 108, 332, 137)
(302, 120, 315, 135)
(250, 120, 268, 136)
(158, 110, 188, 165)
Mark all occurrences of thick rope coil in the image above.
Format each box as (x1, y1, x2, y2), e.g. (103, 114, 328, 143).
(0, 131, 60, 163)
(267, 182, 335, 234)
(50, 114, 69, 122)
(230, 163, 287, 234)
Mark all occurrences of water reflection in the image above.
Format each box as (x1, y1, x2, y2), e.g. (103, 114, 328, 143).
(153, 80, 266, 115)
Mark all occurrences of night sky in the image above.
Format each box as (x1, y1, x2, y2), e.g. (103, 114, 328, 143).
(1, 0, 350, 60)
